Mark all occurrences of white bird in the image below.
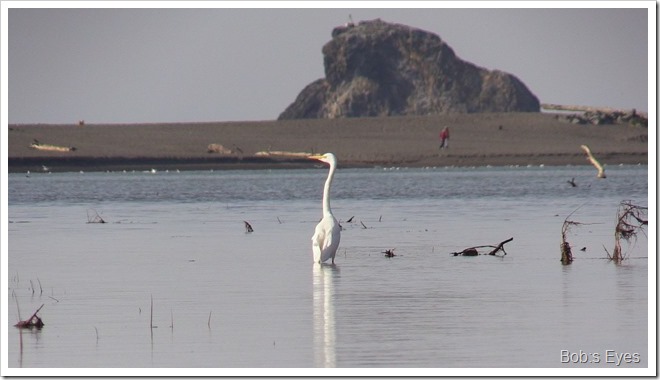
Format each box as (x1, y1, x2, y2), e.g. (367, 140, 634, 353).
(309, 153, 341, 264)
(580, 144, 606, 178)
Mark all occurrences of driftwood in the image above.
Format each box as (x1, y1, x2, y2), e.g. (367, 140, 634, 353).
(561, 213, 581, 265)
(244, 221, 254, 233)
(451, 238, 513, 256)
(15, 304, 45, 329)
(87, 209, 106, 224)
(606, 201, 647, 262)
(560, 205, 597, 264)
(30, 140, 76, 152)
(254, 150, 312, 158)
(207, 143, 233, 154)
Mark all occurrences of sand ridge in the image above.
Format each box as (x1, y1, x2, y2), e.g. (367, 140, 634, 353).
(8, 113, 648, 172)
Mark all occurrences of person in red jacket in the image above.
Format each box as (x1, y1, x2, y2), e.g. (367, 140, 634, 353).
(439, 126, 450, 149)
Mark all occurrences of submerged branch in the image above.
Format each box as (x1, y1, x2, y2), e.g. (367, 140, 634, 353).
(609, 201, 647, 262)
(14, 304, 45, 329)
(451, 238, 513, 256)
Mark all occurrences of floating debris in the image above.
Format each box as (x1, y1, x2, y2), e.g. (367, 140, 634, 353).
(451, 238, 513, 257)
(87, 209, 106, 224)
(15, 304, 45, 329)
(244, 221, 254, 233)
(382, 249, 396, 258)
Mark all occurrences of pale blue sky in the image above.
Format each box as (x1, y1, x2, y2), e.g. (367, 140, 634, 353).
(6, 4, 652, 124)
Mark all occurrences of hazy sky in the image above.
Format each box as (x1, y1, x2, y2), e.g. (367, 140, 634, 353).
(5, 4, 652, 124)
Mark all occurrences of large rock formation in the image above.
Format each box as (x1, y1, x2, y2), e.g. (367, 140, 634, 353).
(279, 19, 540, 120)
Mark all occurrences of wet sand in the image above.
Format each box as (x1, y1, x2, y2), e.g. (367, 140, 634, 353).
(8, 112, 648, 172)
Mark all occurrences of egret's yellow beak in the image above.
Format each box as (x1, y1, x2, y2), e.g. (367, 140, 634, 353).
(308, 154, 325, 160)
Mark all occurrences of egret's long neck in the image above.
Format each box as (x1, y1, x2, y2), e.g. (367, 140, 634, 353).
(322, 162, 336, 216)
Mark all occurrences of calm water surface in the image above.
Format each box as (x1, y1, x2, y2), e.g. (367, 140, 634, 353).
(5, 165, 650, 372)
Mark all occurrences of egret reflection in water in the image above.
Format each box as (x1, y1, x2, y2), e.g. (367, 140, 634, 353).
(313, 263, 338, 367)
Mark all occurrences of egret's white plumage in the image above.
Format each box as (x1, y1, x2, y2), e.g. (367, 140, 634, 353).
(580, 144, 606, 178)
(310, 153, 341, 264)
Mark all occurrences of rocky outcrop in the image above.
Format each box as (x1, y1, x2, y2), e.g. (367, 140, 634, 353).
(279, 19, 540, 120)
(556, 109, 648, 127)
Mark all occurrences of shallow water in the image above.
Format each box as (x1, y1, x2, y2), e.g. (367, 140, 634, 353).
(5, 165, 651, 372)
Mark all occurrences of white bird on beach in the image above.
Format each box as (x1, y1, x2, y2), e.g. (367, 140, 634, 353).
(309, 153, 341, 264)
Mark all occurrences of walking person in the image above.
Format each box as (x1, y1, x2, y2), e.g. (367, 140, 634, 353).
(439, 126, 450, 149)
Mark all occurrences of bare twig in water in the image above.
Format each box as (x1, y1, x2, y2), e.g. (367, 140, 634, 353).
(382, 249, 396, 258)
(559, 205, 591, 265)
(208, 311, 212, 329)
(346, 216, 355, 223)
(150, 295, 154, 329)
(244, 221, 254, 233)
(87, 209, 106, 224)
(607, 201, 647, 262)
(360, 221, 368, 229)
(450, 238, 513, 256)
(14, 304, 45, 329)
(561, 219, 581, 265)
(486, 238, 514, 255)
(14, 291, 21, 322)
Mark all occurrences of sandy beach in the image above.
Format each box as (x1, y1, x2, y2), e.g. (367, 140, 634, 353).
(8, 112, 648, 172)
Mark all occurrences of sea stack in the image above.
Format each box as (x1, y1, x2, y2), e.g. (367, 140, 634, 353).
(279, 19, 540, 120)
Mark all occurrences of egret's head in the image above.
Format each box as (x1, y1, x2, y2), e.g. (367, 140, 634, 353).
(309, 152, 337, 166)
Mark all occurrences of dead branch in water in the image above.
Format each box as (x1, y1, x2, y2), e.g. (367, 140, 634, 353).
(561, 218, 582, 265)
(450, 238, 513, 256)
(607, 201, 647, 262)
(559, 204, 594, 264)
(382, 249, 396, 257)
(14, 304, 45, 329)
(87, 209, 106, 224)
(244, 221, 254, 233)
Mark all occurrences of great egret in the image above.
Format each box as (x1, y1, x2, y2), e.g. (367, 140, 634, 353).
(580, 144, 606, 178)
(309, 153, 341, 264)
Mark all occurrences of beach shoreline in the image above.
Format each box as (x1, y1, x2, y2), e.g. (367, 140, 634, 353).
(8, 112, 648, 172)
